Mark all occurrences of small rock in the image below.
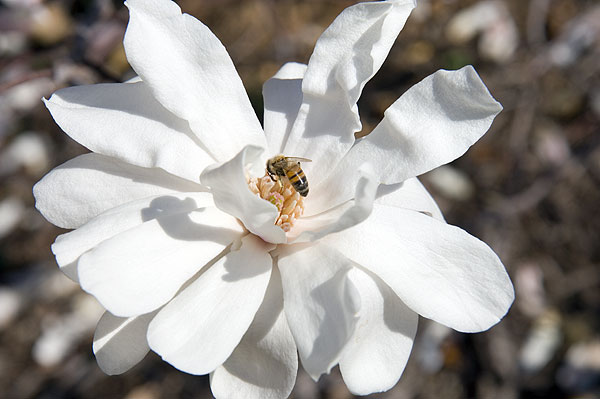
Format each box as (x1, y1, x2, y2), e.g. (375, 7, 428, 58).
(417, 321, 452, 373)
(29, 3, 73, 46)
(2, 77, 55, 112)
(549, 6, 600, 67)
(32, 294, 104, 367)
(557, 339, 600, 394)
(519, 309, 562, 374)
(0, 131, 50, 177)
(0, 288, 22, 329)
(0, 197, 25, 239)
(533, 127, 571, 167)
(515, 262, 547, 318)
(446, 0, 518, 63)
(0, 31, 27, 56)
(425, 165, 475, 201)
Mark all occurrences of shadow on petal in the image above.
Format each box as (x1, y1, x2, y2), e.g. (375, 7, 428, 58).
(305, 266, 360, 372)
(141, 196, 242, 246)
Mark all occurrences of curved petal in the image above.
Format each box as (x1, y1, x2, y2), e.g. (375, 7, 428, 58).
(277, 242, 360, 380)
(147, 234, 274, 375)
(210, 266, 297, 399)
(263, 62, 307, 156)
(78, 205, 244, 317)
(313, 66, 503, 209)
(290, 163, 378, 242)
(44, 81, 214, 182)
(323, 205, 514, 332)
(375, 177, 445, 221)
(123, 0, 265, 161)
(33, 153, 201, 229)
(93, 310, 157, 375)
(339, 268, 417, 395)
(200, 145, 286, 244)
(52, 192, 214, 282)
(283, 0, 416, 186)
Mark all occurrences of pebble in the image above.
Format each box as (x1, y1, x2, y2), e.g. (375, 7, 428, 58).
(425, 165, 475, 201)
(557, 340, 600, 393)
(519, 310, 562, 374)
(29, 3, 73, 45)
(533, 127, 571, 167)
(0, 131, 50, 177)
(446, 0, 518, 63)
(417, 321, 452, 373)
(549, 6, 600, 67)
(0, 197, 25, 239)
(32, 294, 104, 367)
(2, 77, 55, 112)
(515, 262, 546, 318)
(0, 288, 22, 329)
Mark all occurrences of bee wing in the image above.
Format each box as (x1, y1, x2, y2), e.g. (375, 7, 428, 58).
(284, 157, 312, 163)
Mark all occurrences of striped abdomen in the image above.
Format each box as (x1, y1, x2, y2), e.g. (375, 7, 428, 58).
(286, 167, 309, 197)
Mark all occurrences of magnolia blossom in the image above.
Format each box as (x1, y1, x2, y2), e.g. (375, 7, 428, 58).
(34, 0, 514, 397)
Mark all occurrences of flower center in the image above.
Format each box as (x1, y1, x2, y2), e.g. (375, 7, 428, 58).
(248, 175, 305, 232)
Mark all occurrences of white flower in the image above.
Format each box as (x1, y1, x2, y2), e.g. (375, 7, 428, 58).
(33, 0, 514, 397)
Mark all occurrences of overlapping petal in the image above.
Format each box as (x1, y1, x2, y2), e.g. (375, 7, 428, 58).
(339, 268, 417, 395)
(201, 145, 286, 244)
(263, 63, 307, 156)
(43, 81, 214, 182)
(52, 193, 214, 282)
(123, 0, 265, 161)
(323, 205, 514, 332)
(277, 243, 360, 380)
(290, 163, 378, 242)
(309, 66, 502, 214)
(210, 267, 297, 399)
(283, 0, 416, 185)
(93, 311, 158, 375)
(78, 204, 244, 317)
(375, 177, 445, 221)
(147, 234, 274, 375)
(52, 192, 214, 282)
(33, 153, 201, 229)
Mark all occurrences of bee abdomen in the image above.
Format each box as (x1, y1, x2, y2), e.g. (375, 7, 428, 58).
(286, 169, 309, 197)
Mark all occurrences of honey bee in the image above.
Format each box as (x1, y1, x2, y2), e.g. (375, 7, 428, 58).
(266, 155, 312, 197)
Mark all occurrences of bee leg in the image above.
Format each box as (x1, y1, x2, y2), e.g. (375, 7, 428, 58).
(267, 171, 277, 182)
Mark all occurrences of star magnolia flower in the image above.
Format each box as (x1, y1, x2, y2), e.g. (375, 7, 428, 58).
(33, 0, 514, 397)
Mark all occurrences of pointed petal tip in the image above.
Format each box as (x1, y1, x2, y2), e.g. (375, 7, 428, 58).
(458, 64, 503, 114)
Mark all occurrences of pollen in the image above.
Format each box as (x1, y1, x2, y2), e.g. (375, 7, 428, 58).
(248, 175, 305, 232)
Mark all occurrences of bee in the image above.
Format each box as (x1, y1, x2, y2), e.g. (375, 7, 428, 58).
(266, 155, 312, 197)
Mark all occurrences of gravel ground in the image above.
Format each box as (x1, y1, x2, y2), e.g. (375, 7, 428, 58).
(0, 0, 599, 398)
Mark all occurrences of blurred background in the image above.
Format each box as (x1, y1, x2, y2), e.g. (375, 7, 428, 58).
(0, 0, 599, 398)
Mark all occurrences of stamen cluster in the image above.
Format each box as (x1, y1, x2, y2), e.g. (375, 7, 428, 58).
(248, 175, 305, 232)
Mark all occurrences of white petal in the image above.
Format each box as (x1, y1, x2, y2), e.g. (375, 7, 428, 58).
(290, 163, 378, 243)
(375, 177, 445, 221)
(44, 81, 214, 182)
(123, 0, 265, 161)
(78, 205, 244, 317)
(33, 153, 201, 229)
(148, 234, 274, 375)
(339, 268, 417, 395)
(277, 242, 360, 380)
(210, 266, 297, 399)
(283, 0, 416, 185)
(323, 205, 514, 332)
(93, 310, 157, 375)
(312, 66, 503, 210)
(263, 62, 307, 156)
(52, 192, 214, 282)
(201, 145, 286, 244)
